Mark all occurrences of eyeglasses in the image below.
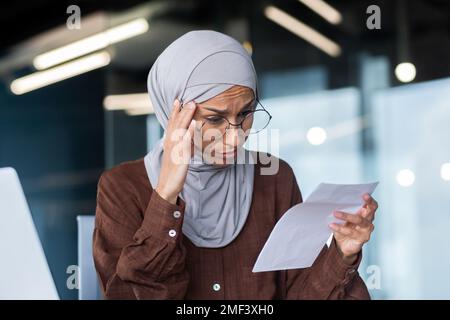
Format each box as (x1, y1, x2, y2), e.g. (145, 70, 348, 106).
(194, 98, 272, 136)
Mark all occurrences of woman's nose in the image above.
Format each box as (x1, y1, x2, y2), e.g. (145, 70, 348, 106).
(225, 126, 246, 147)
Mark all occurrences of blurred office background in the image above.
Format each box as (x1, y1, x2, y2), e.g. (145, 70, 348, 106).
(0, 0, 449, 299)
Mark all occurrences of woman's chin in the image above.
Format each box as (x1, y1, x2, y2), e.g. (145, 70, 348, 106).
(204, 154, 237, 166)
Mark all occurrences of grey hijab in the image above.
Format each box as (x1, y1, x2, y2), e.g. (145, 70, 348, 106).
(144, 30, 257, 248)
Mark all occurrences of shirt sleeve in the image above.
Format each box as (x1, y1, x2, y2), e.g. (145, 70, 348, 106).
(93, 171, 190, 299)
(283, 170, 371, 300)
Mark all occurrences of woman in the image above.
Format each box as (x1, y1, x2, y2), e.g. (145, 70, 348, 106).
(93, 30, 378, 299)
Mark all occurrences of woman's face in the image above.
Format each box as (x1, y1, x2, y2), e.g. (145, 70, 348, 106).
(192, 85, 255, 166)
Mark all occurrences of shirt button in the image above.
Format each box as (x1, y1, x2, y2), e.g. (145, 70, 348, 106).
(168, 229, 177, 237)
(173, 210, 181, 219)
(212, 283, 221, 292)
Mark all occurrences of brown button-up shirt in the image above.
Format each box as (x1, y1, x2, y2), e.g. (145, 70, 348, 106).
(93, 154, 370, 299)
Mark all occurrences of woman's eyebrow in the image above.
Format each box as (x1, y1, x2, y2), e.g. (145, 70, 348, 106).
(202, 106, 228, 115)
(202, 99, 255, 115)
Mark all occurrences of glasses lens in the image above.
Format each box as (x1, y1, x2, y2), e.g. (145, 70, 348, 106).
(202, 117, 229, 137)
(246, 110, 271, 134)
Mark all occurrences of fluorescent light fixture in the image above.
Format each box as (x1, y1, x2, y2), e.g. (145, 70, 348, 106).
(103, 93, 154, 116)
(298, 0, 342, 25)
(125, 108, 154, 116)
(10, 51, 110, 95)
(264, 5, 341, 57)
(33, 18, 149, 70)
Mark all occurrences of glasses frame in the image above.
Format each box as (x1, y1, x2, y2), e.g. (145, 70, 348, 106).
(197, 98, 272, 135)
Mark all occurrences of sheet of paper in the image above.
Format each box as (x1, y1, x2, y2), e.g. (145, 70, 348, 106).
(252, 182, 379, 272)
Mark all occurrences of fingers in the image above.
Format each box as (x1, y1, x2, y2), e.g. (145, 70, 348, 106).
(166, 99, 181, 133)
(363, 193, 378, 211)
(359, 207, 375, 222)
(361, 193, 378, 221)
(176, 120, 195, 163)
(177, 101, 197, 129)
(329, 223, 373, 243)
(329, 223, 357, 237)
(170, 99, 181, 117)
(332, 210, 375, 242)
(333, 211, 371, 228)
(183, 119, 196, 144)
(168, 99, 197, 131)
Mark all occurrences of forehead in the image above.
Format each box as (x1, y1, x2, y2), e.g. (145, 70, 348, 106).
(202, 85, 254, 104)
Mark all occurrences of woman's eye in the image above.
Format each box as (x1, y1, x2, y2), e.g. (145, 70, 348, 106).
(206, 117, 225, 124)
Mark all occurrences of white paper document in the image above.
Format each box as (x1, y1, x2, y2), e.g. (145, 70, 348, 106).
(252, 182, 379, 272)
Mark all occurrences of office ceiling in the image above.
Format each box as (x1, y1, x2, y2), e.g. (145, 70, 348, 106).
(0, 0, 449, 83)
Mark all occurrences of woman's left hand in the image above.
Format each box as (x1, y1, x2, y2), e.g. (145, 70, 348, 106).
(329, 193, 378, 264)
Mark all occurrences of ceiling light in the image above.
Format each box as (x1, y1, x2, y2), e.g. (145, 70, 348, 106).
(103, 93, 154, 116)
(33, 18, 148, 70)
(307, 127, 327, 145)
(298, 0, 342, 25)
(264, 5, 341, 57)
(395, 62, 416, 83)
(10, 51, 110, 95)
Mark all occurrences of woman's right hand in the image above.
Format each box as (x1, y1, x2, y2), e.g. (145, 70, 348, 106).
(155, 99, 197, 204)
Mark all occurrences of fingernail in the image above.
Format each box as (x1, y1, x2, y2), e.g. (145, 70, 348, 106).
(334, 211, 342, 217)
(187, 101, 195, 109)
